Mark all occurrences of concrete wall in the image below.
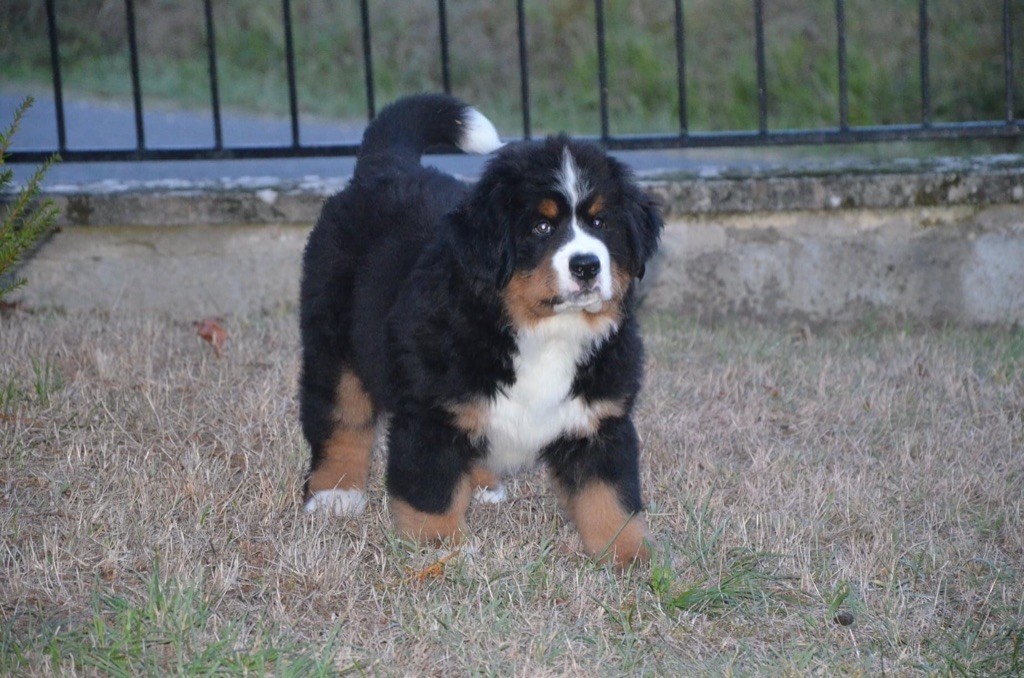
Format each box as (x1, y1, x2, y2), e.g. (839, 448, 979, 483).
(13, 223, 308, 318)
(8, 156, 1024, 324)
(644, 206, 1024, 325)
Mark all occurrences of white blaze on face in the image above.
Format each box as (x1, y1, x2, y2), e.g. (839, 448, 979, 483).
(557, 145, 588, 207)
(551, 148, 612, 312)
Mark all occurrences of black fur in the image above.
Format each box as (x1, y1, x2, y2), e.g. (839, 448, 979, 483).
(299, 94, 662, 543)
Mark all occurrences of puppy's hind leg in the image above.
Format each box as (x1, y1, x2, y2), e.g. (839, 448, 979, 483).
(302, 369, 376, 516)
(470, 463, 507, 504)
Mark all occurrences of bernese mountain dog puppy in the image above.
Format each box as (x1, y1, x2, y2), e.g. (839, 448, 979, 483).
(299, 94, 662, 568)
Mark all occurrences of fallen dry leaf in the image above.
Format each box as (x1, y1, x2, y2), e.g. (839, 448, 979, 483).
(194, 317, 228, 357)
(406, 551, 458, 584)
(0, 413, 45, 427)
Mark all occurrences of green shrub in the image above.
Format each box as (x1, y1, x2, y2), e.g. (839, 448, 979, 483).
(0, 97, 59, 302)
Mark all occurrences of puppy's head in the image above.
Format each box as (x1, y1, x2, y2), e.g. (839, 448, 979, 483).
(451, 136, 663, 328)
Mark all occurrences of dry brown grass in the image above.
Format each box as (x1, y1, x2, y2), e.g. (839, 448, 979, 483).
(1, 308, 1022, 674)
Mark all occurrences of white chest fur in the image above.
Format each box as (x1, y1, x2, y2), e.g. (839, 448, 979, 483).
(483, 313, 616, 473)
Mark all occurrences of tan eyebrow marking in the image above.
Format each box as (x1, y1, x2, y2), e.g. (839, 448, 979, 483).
(586, 195, 606, 218)
(538, 198, 559, 219)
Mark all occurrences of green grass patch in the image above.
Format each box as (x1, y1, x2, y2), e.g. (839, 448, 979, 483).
(29, 356, 61, 406)
(0, 565, 343, 676)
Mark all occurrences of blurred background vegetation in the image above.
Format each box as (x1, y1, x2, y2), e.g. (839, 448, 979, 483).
(2, 0, 1021, 138)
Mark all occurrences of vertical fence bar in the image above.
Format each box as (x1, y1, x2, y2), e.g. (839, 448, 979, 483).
(281, 0, 300, 146)
(44, 0, 66, 152)
(754, 0, 768, 134)
(125, 0, 146, 150)
(359, 0, 375, 118)
(1003, 0, 1016, 123)
(202, 0, 223, 150)
(835, 0, 849, 131)
(918, 0, 931, 127)
(594, 0, 610, 140)
(516, 0, 532, 139)
(438, 0, 452, 95)
(674, 0, 688, 136)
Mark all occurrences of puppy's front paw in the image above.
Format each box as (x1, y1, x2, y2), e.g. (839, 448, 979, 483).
(303, 488, 367, 516)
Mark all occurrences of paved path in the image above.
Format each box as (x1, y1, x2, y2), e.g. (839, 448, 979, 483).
(2, 90, 763, 187)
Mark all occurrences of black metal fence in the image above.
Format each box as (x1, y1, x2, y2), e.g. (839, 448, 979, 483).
(7, 0, 1023, 164)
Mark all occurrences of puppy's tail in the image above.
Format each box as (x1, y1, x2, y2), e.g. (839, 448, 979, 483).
(356, 93, 502, 169)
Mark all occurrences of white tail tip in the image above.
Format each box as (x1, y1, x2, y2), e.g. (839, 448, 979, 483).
(458, 108, 504, 154)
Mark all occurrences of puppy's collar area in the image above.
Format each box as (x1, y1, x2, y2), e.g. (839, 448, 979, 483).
(518, 308, 619, 348)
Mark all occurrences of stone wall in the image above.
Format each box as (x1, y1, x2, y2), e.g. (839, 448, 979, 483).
(8, 155, 1024, 324)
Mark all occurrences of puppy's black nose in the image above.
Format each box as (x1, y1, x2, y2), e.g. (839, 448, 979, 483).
(569, 253, 601, 283)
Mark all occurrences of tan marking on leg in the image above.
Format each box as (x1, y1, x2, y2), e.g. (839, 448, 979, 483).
(567, 481, 651, 568)
(334, 370, 374, 428)
(306, 370, 375, 497)
(470, 462, 507, 503)
(447, 399, 490, 441)
(392, 475, 472, 545)
(306, 426, 374, 495)
(503, 266, 558, 329)
(470, 463, 501, 491)
(538, 198, 559, 220)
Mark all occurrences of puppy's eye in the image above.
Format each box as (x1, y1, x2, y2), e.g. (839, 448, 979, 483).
(533, 220, 553, 236)
(591, 216, 606, 229)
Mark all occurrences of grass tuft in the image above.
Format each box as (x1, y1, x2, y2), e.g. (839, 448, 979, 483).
(28, 356, 61, 406)
(2, 564, 341, 676)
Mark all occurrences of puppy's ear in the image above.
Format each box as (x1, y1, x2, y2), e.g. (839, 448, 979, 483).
(608, 157, 662, 280)
(450, 173, 517, 289)
(624, 184, 663, 280)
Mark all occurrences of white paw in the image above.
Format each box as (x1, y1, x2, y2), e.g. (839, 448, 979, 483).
(304, 489, 367, 516)
(473, 483, 507, 504)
